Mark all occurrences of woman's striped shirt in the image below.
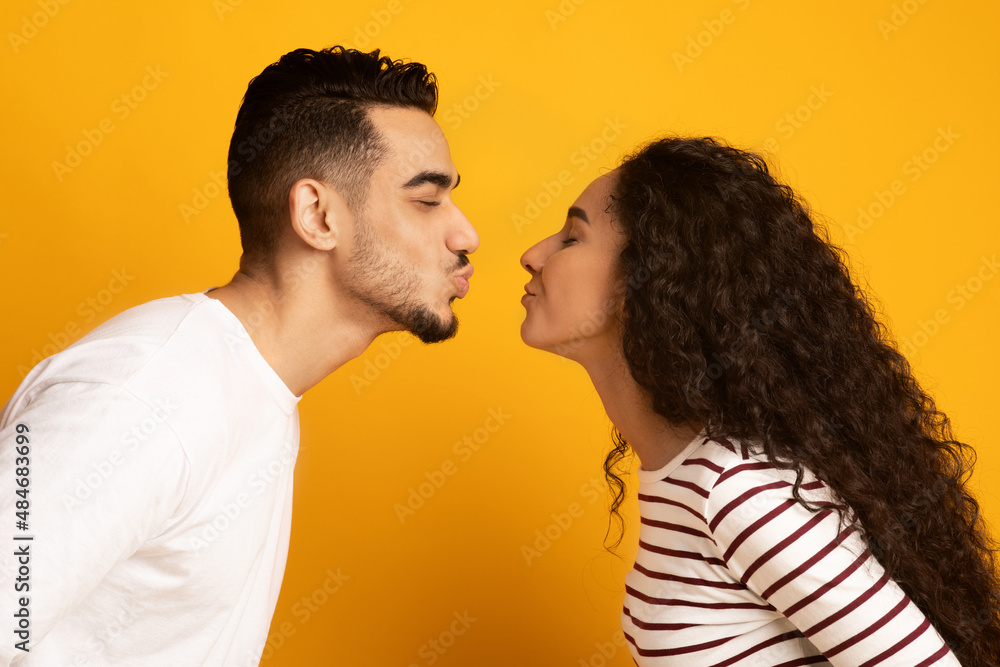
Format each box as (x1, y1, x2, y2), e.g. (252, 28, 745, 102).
(621, 433, 959, 666)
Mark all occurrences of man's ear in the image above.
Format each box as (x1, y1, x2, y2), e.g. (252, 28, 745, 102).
(287, 178, 352, 251)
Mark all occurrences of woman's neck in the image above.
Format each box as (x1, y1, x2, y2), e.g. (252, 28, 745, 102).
(582, 349, 702, 471)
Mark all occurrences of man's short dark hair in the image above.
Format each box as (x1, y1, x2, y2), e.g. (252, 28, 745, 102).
(226, 46, 438, 262)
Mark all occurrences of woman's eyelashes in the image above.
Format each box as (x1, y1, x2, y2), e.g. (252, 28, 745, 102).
(561, 222, 579, 245)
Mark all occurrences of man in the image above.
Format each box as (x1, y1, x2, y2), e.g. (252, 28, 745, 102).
(0, 46, 477, 665)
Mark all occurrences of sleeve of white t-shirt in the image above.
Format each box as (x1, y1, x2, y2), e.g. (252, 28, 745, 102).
(706, 463, 960, 666)
(0, 380, 190, 664)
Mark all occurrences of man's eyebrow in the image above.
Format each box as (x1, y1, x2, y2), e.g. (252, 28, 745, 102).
(402, 170, 460, 190)
(568, 206, 590, 224)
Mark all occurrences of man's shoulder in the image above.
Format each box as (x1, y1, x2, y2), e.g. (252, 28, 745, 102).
(3, 290, 287, 466)
(14, 292, 235, 403)
(78, 292, 218, 345)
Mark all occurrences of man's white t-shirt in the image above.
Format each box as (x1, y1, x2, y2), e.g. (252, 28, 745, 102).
(0, 291, 301, 666)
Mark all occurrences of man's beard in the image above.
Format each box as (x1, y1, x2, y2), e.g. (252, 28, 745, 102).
(346, 213, 461, 344)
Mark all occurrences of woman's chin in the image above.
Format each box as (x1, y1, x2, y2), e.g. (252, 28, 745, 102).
(519, 322, 543, 350)
(520, 330, 577, 362)
(520, 321, 552, 352)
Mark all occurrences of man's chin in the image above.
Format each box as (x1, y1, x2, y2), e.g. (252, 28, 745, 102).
(406, 307, 458, 344)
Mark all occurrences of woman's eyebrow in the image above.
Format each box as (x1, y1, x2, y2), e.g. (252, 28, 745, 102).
(568, 206, 590, 224)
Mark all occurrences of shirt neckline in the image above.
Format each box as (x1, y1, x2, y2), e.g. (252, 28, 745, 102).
(193, 289, 301, 413)
(636, 428, 708, 484)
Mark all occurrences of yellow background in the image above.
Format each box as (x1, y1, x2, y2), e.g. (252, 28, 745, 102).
(2, 0, 998, 664)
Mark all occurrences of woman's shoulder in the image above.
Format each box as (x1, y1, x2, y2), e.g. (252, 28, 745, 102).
(637, 434, 845, 531)
(671, 435, 839, 511)
(690, 434, 823, 481)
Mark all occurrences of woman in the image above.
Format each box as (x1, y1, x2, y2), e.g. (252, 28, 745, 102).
(519, 137, 1000, 666)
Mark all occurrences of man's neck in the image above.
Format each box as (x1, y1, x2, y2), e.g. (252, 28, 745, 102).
(206, 267, 391, 397)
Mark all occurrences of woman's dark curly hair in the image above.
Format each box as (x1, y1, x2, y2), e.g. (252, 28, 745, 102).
(601, 135, 1000, 665)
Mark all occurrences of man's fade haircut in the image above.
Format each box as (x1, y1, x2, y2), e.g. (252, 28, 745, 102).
(226, 45, 438, 263)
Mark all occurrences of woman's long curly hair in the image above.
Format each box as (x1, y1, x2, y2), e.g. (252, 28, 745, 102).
(602, 135, 1000, 665)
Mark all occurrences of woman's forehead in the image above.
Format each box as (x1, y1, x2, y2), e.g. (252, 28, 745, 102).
(572, 171, 617, 216)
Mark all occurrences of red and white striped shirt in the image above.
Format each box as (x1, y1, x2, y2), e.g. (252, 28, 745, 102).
(622, 433, 959, 666)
